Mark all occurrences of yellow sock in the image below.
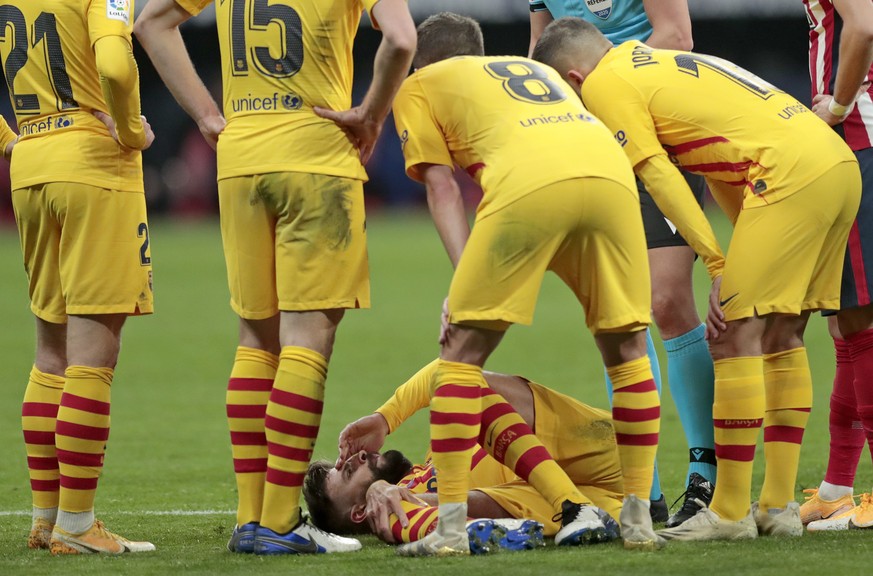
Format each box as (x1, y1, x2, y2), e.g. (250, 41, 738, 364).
(260, 346, 326, 533)
(480, 387, 587, 508)
(22, 366, 65, 510)
(226, 346, 278, 526)
(759, 347, 812, 511)
(430, 360, 482, 504)
(56, 366, 113, 513)
(709, 356, 765, 521)
(607, 356, 660, 499)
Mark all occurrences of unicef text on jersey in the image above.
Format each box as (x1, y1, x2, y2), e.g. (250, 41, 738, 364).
(230, 92, 303, 113)
(19, 115, 74, 136)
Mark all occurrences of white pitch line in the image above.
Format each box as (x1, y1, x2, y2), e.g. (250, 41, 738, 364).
(0, 509, 234, 517)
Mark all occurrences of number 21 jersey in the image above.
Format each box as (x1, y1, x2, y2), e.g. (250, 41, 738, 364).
(178, 0, 378, 181)
(0, 0, 143, 192)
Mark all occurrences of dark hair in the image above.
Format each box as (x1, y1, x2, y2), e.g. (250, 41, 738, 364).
(302, 460, 367, 535)
(414, 12, 484, 69)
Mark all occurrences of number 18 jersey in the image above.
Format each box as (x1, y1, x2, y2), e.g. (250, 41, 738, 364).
(178, 0, 378, 181)
(0, 0, 143, 192)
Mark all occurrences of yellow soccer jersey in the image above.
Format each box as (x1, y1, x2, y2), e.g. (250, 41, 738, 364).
(0, 0, 143, 192)
(583, 42, 856, 209)
(392, 56, 636, 219)
(177, 0, 378, 181)
(0, 115, 16, 157)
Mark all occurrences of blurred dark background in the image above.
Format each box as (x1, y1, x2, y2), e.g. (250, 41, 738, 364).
(0, 1, 812, 222)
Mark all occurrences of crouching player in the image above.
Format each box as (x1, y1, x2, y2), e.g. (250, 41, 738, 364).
(303, 360, 625, 552)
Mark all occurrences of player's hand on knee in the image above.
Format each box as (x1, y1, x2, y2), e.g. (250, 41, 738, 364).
(336, 413, 390, 469)
(706, 275, 727, 340)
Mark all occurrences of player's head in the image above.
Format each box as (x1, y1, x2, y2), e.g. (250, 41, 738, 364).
(303, 449, 414, 534)
(531, 17, 612, 95)
(413, 12, 484, 69)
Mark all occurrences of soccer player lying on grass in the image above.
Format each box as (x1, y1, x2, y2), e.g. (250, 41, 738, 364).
(302, 360, 625, 552)
(533, 17, 862, 541)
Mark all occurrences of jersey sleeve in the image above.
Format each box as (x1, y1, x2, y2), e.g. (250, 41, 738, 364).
(87, 0, 134, 44)
(529, 0, 548, 12)
(392, 77, 454, 182)
(361, 0, 389, 30)
(582, 69, 665, 168)
(175, 0, 213, 17)
(375, 359, 439, 433)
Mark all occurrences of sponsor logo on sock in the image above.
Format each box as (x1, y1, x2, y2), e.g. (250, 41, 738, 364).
(691, 448, 705, 461)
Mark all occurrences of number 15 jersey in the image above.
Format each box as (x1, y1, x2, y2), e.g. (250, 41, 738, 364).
(178, 0, 378, 181)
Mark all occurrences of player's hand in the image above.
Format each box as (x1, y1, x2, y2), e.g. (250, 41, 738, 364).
(812, 94, 851, 126)
(93, 111, 155, 150)
(364, 480, 425, 542)
(439, 297, 450, 346)
(198, 114, 226, 150)
(313, 105, 382, 164)
(706, 275, 727, 341)
(336, 413, 390, 469)
(812, 82, 870, 126)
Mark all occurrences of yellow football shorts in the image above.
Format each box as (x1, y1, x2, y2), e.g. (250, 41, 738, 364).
(720, 160, 861, 321)
(12, 183, 153, 324)
(447, 177, 651, 334)
(218, 172, 370, 319)
(478, 382, 624, 533)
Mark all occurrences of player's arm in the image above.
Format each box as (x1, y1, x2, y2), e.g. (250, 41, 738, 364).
(641, 0, 693, 50)
(336, 360, 439, 466)
(812, 0, 873, 125)
(87, 1, 150, 150)
(635, 154, 725, 281)
(0, 115, 18, 160)
(314, 0, 416, 163)
(705, 178, 743, 226)
(133, 0, 225, 149)
(420, 163, 470, 268)
(528, 4, 554, 57)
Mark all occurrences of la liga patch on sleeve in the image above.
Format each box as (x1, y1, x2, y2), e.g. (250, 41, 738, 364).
(107, 0, 131, 24)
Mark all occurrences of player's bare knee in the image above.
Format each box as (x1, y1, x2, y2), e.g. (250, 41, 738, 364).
(837, 303, 873, 337)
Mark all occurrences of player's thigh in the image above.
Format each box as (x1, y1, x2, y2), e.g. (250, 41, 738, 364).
(551, 178, 651, 334)
(12, 185, 65, 323)
(447, 192, 565, 328)
(269, 172, 369, 312)
(721, 162, 859, 321)
(219, 175, 279, 319)
(837, 148, 873, 310)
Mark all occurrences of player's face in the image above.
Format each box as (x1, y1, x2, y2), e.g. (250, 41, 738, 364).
(324, 450, 413, 521)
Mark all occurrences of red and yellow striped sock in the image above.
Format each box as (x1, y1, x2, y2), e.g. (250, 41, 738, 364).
(390, 500, 440, 543)
(709, 356, 765, 521)
(759, 347, 812, 511)
(607, 356, 660, 499)
(430, 360, 482, 505)
(480, 387, 587, 508)
(226, 346, 278, 526)
(22, 366, 65, 510)
(56, 366, 112, 513)
(260, 346, 326, 533)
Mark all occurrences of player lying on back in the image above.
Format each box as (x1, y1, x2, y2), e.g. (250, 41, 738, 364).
(303, 360, 626, 551)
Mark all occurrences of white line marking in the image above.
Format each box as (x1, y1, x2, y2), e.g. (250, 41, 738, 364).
(0, 509, 234, 517)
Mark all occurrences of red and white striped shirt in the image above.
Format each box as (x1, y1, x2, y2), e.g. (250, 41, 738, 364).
(805, 0, 873, 150)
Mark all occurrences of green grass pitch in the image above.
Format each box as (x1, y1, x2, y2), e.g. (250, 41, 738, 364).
(0, 211, 871, 574)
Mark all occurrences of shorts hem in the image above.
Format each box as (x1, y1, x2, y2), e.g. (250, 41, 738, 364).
(232, 298, 370, 319)
(450, 311, 529, 327)
(724, 300, 839, 321)
(64, 304, 153, 317)
(590, 316, 651, 335)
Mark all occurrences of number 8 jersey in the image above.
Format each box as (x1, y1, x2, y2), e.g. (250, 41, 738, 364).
(178, 0, 378, 181)
(0, 0, 144, 192)
(392, 56, 635, 219)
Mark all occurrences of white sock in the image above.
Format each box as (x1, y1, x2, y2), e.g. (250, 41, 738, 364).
(32, 506, 57, 525)
(436, 502, 468, 536)
(818, 480, 853, 501)
(56, 509, 95, 534)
